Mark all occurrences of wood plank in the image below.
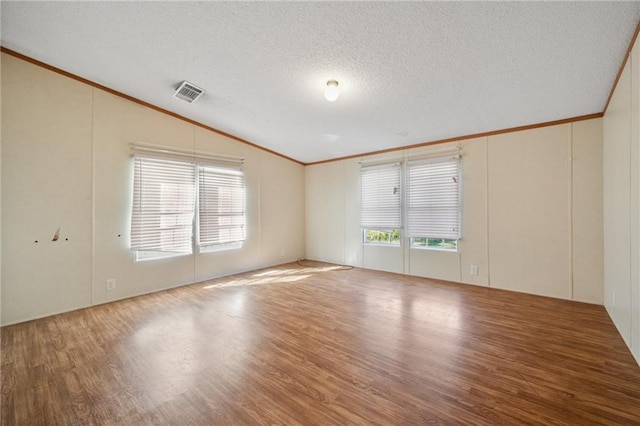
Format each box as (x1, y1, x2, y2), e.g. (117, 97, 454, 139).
(2, 261, 640, 424)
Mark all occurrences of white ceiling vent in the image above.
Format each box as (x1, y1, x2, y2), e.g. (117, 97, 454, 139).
(173, 81, 204, 103)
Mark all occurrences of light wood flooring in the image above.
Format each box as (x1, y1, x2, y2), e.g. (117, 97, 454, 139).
(2, 261, 640, 425)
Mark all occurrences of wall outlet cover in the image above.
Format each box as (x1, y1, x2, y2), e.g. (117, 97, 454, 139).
(106, 279, 116, 291)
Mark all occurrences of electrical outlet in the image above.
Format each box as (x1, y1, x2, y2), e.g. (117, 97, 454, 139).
(106, 279, 116, 291)
(470, 265, 479, 276)
(280, 249, 286, 258)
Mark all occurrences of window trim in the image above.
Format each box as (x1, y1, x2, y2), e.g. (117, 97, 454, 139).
(135, 250, 192, 262)
(409, 237, 459, 252)
(405, 155, 461, 242)
(197, 164, 246, 250)
(130, 156, 197, 260)
(360, 162, 402, 230)
(360, 152, 462, 253)
(130, 151, 246, 262)
(363, 228, 402, 246)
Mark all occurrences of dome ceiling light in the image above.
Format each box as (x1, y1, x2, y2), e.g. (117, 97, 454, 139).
(324, 80, 339, 102)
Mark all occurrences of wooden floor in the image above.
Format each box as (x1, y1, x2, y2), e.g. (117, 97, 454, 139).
(2, 261, 640, 425)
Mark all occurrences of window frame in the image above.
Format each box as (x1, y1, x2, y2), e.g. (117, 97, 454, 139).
(359, 153, 462, 252)
(360, 162, 402, 246)
(130, 156, 197, 261)
(405, 155, 461, 251)
(130, 154, 246, 261)
(410, 237, 459, 252)
(363, 228, 402, 246)
(197, 164, 246, 252)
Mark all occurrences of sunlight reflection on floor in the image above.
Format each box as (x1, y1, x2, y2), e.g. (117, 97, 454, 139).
(203, 264, 344, 289)
(203, 274, 312, 289)
(202, 264, 345, 289)
(252, 265, 344, 277)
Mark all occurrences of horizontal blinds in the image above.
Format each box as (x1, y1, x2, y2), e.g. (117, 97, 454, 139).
(131, 156, 196, 253)
(360, 163, 401, 229)
(132, 142, 244, 166)
(406, 155, 460, 239)
(199, 166, 246, 246)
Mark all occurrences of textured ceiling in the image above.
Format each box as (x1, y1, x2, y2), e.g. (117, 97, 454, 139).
(2, 2, 640, 164)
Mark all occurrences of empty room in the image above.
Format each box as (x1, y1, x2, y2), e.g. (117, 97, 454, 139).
(2, 1, 640, 424)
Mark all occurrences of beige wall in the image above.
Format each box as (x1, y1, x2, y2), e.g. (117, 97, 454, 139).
(572, 119, 605, 304)
(633, 37, 640, 364)
(3, 54, 94, 323)
(1, 53, 3, 324)
(488, 125, 572, 299)
(305, 161, 347, 265)
(305, 121, 604, 305)
(1, 53, 305, 325)
(603, 36, 640, 364)
(457, 138, 489, 286)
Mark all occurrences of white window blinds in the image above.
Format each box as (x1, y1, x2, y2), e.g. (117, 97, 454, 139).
(131, 156, 196, 254)
(199, 166, 246, 247)
(360, 163, 401, 229)
(406, 155, 460, 240)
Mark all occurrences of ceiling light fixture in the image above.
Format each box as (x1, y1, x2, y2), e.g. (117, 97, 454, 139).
(324, 80, 339, 102)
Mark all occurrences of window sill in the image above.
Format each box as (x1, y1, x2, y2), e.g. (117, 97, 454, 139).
(410, 246, 458, 253)
(135, 251, 192, 262)
(199, 241, 244, 253)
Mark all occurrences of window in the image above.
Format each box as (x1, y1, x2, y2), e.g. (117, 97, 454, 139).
(131, 155, 245, 260)
(365, 229, 400, 245)
(198, 165, 245, 252)
(406, 155, 460, 251)
(131, 157, 196, 260)
(361, 163, 401, 245)
(359, 154, 461, 251)
(411, 237, 458, 251)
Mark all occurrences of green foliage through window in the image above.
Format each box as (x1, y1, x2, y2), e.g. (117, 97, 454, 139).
(365, 229, 400, 245)
(411, 238, 458, 251)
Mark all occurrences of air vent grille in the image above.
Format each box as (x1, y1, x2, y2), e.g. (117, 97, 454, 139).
(173, 81, 204, 103)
